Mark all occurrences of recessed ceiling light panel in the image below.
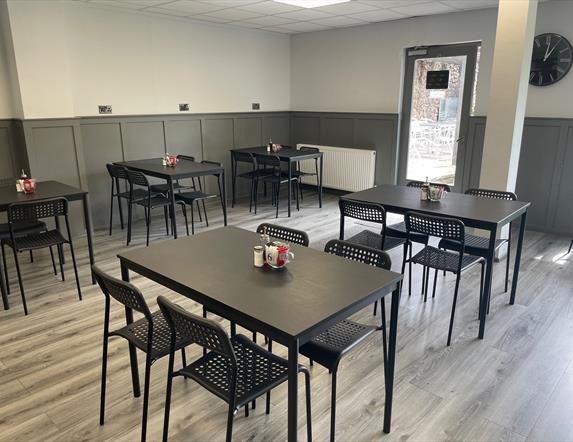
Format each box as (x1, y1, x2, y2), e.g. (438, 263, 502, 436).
(273, 0, 350, 9)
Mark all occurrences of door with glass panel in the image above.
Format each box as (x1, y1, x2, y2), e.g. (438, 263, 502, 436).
(397, 43, 479, 192)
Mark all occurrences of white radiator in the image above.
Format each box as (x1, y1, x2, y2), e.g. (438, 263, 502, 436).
(296, 144, 376, 192)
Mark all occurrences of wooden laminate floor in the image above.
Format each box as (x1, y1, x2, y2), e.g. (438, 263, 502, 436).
(1, 192, 573, 442)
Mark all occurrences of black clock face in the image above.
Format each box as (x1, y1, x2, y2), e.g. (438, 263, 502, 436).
(530, 33, 573, 86)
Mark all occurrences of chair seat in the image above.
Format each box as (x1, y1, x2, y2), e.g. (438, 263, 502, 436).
(150, 182, 190, 194)
(3, 229, 67, 251)
(347, 229, 406, 252)
(291, 170, 317, 177)
(299, 320, 377, 370)
(238, 169, 275, 179)
(133, 195, 184, 208)
(178, 334, 295, 408)
(0, 220, 47, 239)
(110, 311, 193, 361)
(386, 221, 429, 245)
(438, 234, 507, 258)
(117, 188, 154, 201)
(410, 246, 484, 273)
(175, 191, 217, 204)
(261, 173, 298, 184)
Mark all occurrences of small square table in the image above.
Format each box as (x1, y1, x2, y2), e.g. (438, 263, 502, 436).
(0, 180, 95, 307)
(118, 226, 402, 440)
(343, 184, 531, 339)
(115, 158, 227, 238)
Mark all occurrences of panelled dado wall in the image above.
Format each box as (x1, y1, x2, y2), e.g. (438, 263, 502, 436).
(0, 111, 397, 231)
(0, 112, 571, 236)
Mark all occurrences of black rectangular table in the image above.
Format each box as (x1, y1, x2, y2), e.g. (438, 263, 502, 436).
(343, 184, 531, 339)
(0, 180, 95, 301)
(118, 226, 402, 441)
(230, 146, 324, 216)
(115, 158, 227, 238)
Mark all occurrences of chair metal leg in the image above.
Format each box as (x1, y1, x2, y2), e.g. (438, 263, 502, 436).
(58, 244, 65, 281)
(432, 268, 438, 299)
(373, 300, 377, 316)
(504, 236, 512, 293)
(330, 369, 337, 442)
(303, 368, 313, 442)
(408, 245, 412, 297)
(266, 339, 273, 414)
(181, 348, 187, 367)
(225, 402, 235, 442)
(68, 240, 82, 301)
(182, 205, 189, 236)
(99, 329, 109, 425)
(12, 247, 27, 315)
(190, 201, 195, 235)
(447, 273, 462, 346)
(109, 181, 115, 236)
(423, 267, 430, 302)
(49, 246, 57, 275)
(29, 249, 33, 263)
(202, 200, 209, 226)
(163, 206, 169, 236)
(117, 192, 125, 231)
(162, 353, 175, 442)
(421, 266, 426, 296)
(127, 200, 133, 246)
(146, 205, 151, 247)
(275, 181, 280, 218)
(1, 244, 9, 294)
(569, 238, 573, 254)
(140, 355, 152, 442)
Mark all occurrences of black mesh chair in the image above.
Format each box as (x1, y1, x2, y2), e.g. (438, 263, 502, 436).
(292, 146, 320, 203)
(158, 295, 312, 442)
(386, 181, 452, 297)
(438, 188, 517, 294)
(2, 198, 81, 315)
(402, 212, 485, 346)
(256, 222, 310, 247)
(126, 170, 188, 246)
(231, 150, 275, 210)
(256, 153, 300, 218)
(175, 160, 224, 235)
(93, 267, 191, 442)
(106, 163, 132, 236)
(299, 240, 391, 442)
(0, 219, 59, 309)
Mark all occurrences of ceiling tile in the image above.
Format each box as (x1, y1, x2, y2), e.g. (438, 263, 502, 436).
(349, 8, 406, 22)
(261, 26, 296, 34)
(144, 6, 195, 15)
(122, 0, 174, 7)
(198, 8, 263, 20)
(198, 0, 261, 7)
(243, 15, 296, 26)
(275, 8, 335, 21)
(238, 0, 303, 15)
(155, 0, 225, 14)
(360, 0, 429, 8)
(311, 15, 366, 27)
(276, 21, 329, 32)
(440, 0, 498, 10)
(189, 14, 231, 23)
(227, 20, 264, 28)
(390, 1, 458, 16)
(86, 0, 146, 9)
(318, 1, 379, 15)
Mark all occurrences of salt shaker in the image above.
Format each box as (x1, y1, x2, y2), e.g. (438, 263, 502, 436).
(254, 246, 264, 267)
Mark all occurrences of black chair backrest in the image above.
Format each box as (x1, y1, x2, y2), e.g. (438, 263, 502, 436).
(256, 223, 309, 247)
(325, 239, 391, 270)
(8, 197, 68, 224)
(299, 146, 320, 153)
(157, 295, 235, 359)
(232, 150, 255, 164)
(107, 163, 128, 180)
(465, 188, 517, 201)
(407, 180, 451, 192)
(177, 154, 195, 162)
(93, 265, 152, 319)
(405, 212, 465, 244)
(126, 169, 149, 188)
(339, 199, 387, 225)
(255, 153, 281, 168)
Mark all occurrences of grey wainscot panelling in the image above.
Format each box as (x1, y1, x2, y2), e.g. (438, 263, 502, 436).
(466, 116, 573, 235)
(290, 112, 399, 185)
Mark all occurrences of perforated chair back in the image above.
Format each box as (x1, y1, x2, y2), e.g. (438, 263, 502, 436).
(93, 265, 152, 319)
(407, 180, 451, 192)
(256, 223, 309, 247)
(339, 199, 386, 224)
(325, 239, 391, 270)
(405, 212, 465, 244)
(232, 150, 255, 164)
(465, 188, 517, 201)
(299, 146, 320, 153)
(255, 153, 281, 168)
(107, 163, 128, 180)
(177, 154, 195, 162)
(8, 197, 68, 224)
(126, 169, 149, 188)
(157, 295, 235, 359)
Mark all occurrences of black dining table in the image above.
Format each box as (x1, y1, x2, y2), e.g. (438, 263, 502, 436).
(115, 158, 227, 238)
(0, 180, 95, 305)
(230, 146, 324, 216)
(343, 184, 531, 339)
(118, 226, 402, 441)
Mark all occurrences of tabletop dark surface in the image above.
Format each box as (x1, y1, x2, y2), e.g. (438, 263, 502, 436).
(345, 185, 531, 228)
(0, 180, 87, 210)
(116, 158, 223, 178)
(118, 226, 402, 342)
(232, 146, 323, 161)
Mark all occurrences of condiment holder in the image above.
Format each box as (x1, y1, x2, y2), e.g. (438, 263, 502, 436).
(15, 170, 36, 194)
(162, 153, 178, 167)
(254, 232, 294, 269)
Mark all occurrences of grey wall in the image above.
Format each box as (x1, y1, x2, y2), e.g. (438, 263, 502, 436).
(291, 112, 399, 186)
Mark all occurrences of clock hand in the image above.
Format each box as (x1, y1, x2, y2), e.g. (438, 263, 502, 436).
(544, 37, 562, 61)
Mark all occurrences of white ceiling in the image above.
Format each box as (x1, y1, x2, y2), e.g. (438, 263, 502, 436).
(77, 0, 500, 34)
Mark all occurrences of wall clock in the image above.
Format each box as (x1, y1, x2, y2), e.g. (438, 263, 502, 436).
(530, 33, 573, 86)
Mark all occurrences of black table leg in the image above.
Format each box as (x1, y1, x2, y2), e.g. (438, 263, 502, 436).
(121, 263, 141, 397)
(83, 193, 96, 284)
(509, 211, 527, 305)
(287, 338, 299, 442)
(383, 286, 400, 434)
(168, 178, 177, 239)
(478, 226, 497, 339)
(221, 170, 228, 226)
(0, 254, 8, 310)
(319, 154, 323, 209)
(231, 153, 236, 208)
(287, 161, 292, 217)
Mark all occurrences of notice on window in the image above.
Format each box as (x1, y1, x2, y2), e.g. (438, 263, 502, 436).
(426, 70, 450, 89)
